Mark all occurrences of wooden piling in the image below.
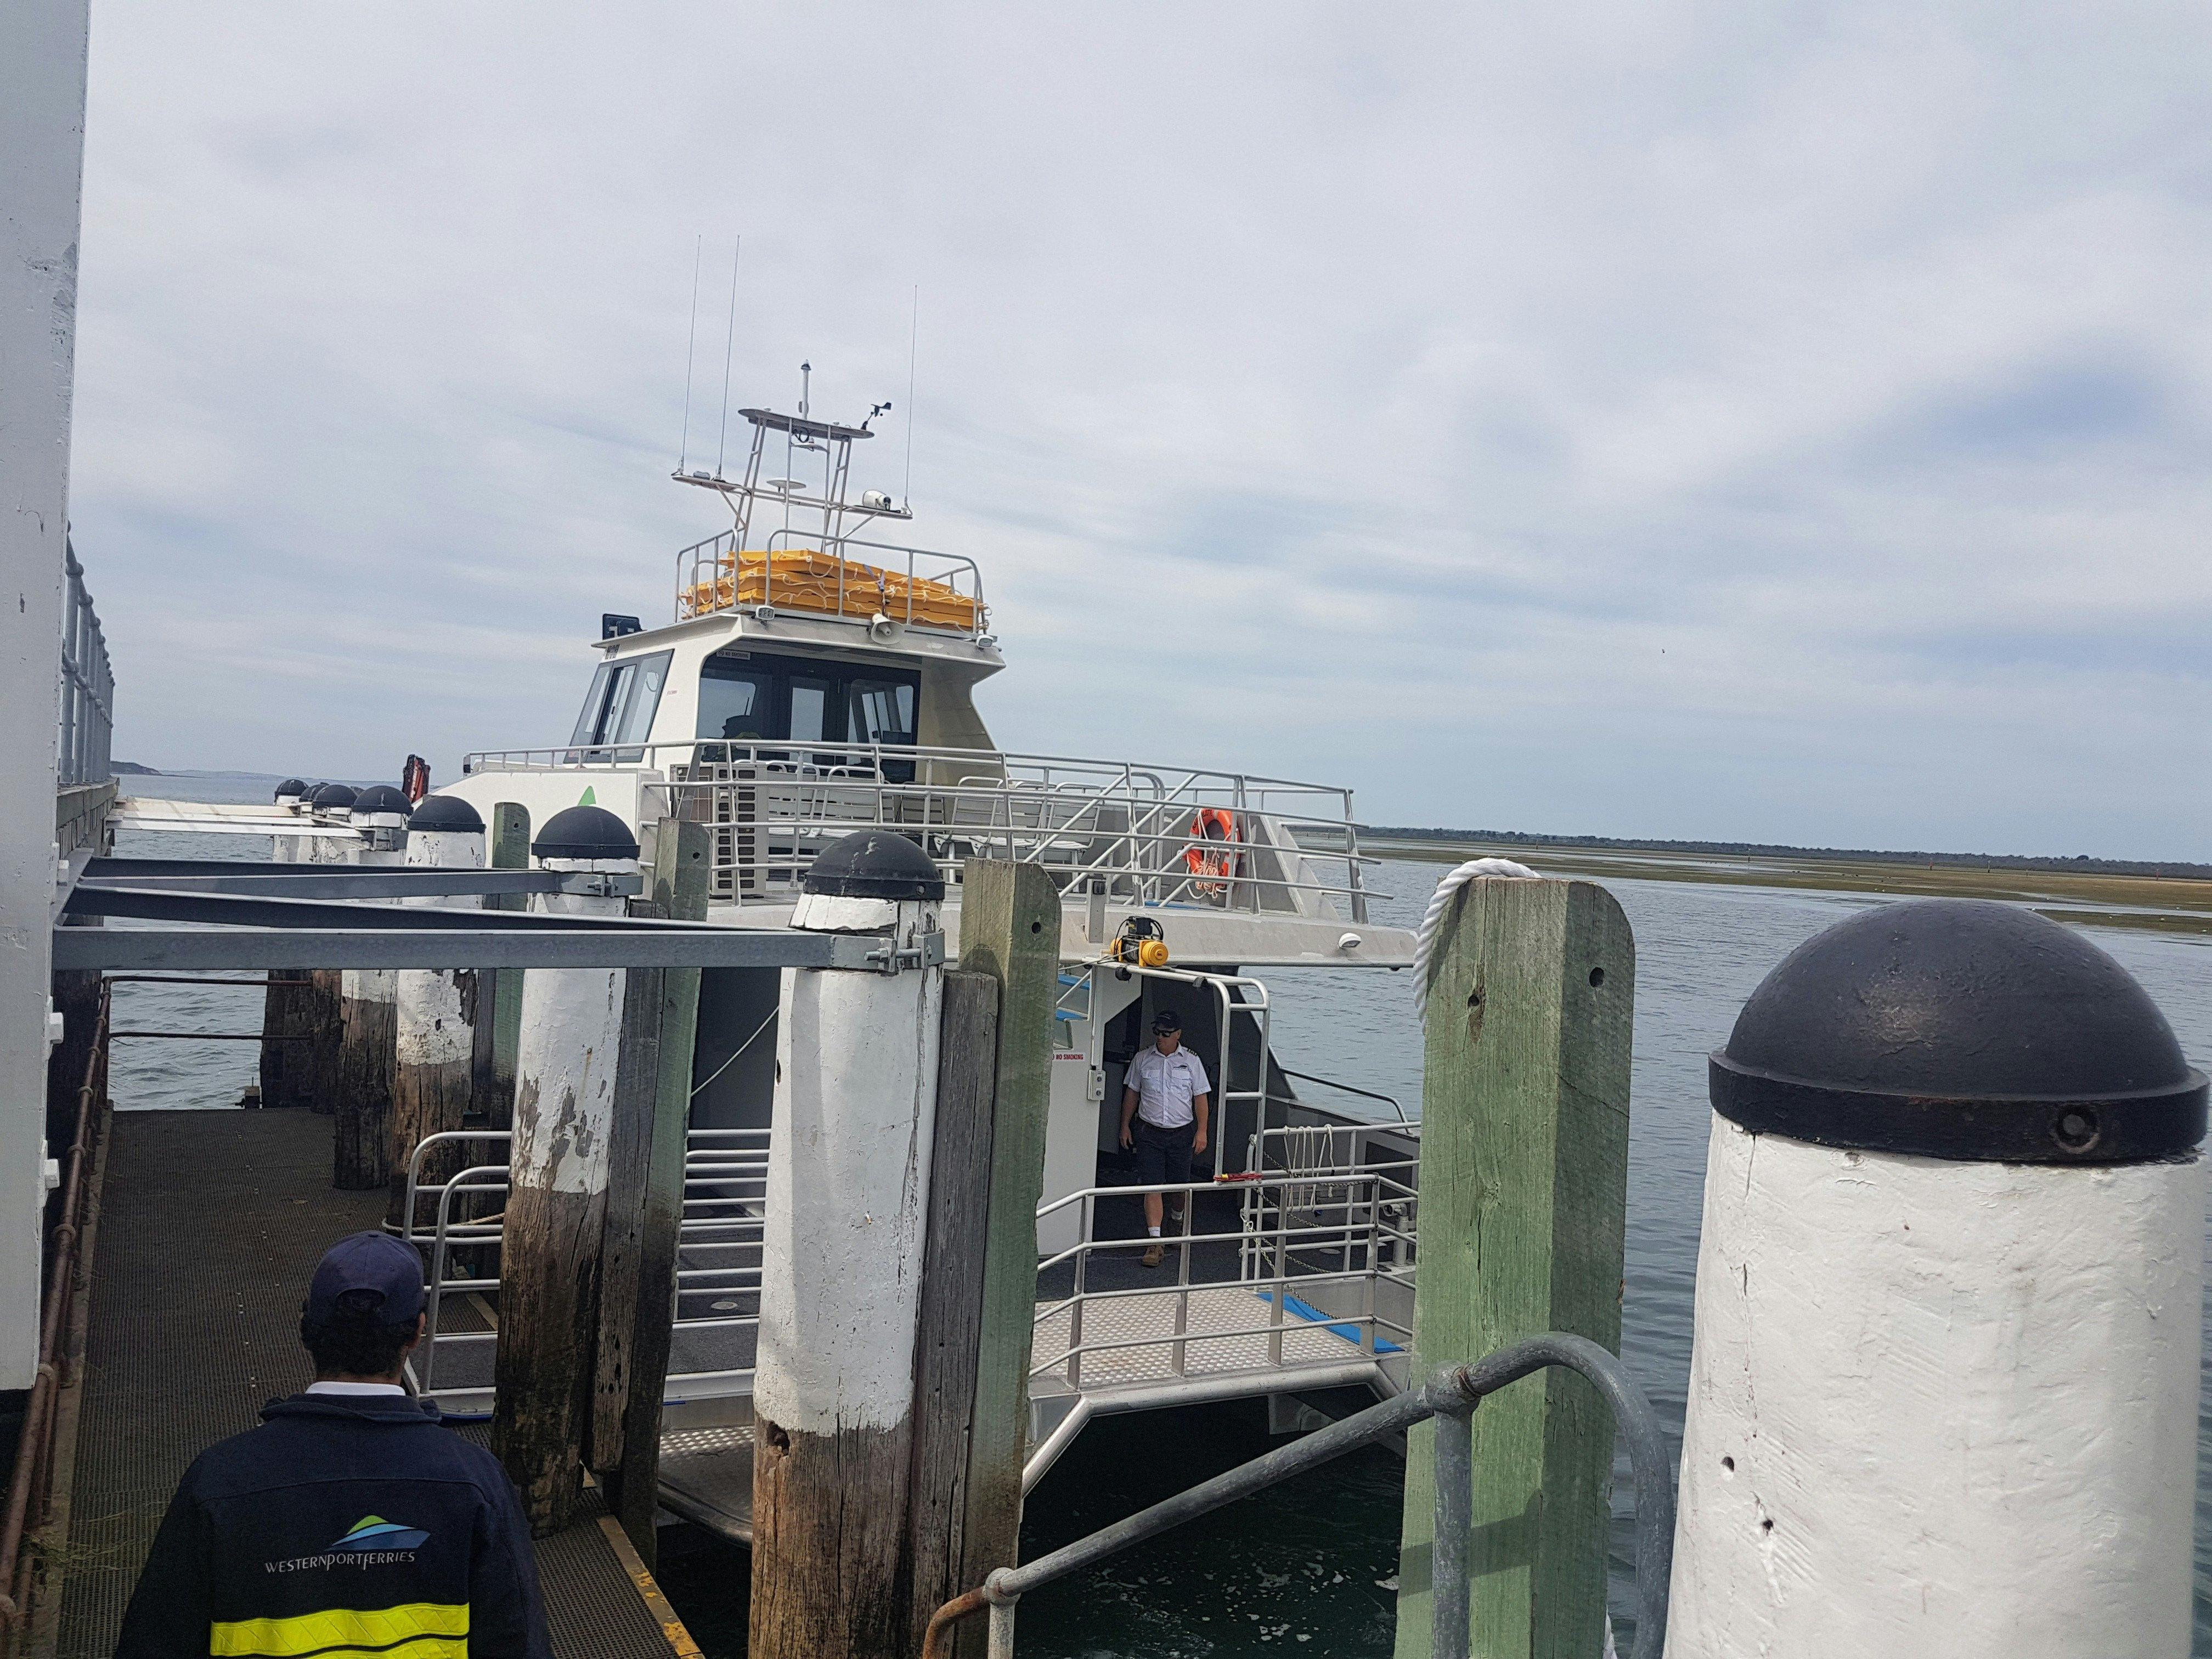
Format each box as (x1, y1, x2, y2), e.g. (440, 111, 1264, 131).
(906, 858, 1059, 1658)
(386, 799, 486, 1231)
(749, 834, 947, 1659)
(259, 798, 313, 1109)
(333, 988, 397, 1190)
(301, 819, 350, 1115)
(593, 818, 709, 1564)
(492, 805, 639, 1536)
(333, 791, 413, 1191)
(471, 803, 529, 1132)
(1391, 876, 1633, 1659)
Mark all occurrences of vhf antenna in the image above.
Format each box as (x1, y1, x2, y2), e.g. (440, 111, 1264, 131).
(904, 286, 918, 506)
(678, 234, 702, 471)
(714, 236, 741, 477)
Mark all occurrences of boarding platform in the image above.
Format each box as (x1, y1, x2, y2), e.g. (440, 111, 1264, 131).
(49, 1109, 696, 1659)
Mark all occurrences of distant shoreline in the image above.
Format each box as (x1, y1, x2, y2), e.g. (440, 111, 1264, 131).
(1362, 826, 2212, 883)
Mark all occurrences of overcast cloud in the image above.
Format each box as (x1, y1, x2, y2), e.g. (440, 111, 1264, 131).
(66, 3, 2212, 858)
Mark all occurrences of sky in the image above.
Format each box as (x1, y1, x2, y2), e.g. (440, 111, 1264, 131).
(64, 3, 2212, 859)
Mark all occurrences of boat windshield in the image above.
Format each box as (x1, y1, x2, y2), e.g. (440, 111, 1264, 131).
(570, 651, 672, 750)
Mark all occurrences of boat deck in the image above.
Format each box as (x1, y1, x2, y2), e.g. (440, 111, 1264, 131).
(51, 1108, 693, 1659)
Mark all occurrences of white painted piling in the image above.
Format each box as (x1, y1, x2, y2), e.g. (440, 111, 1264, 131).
(387, 794, 486, 1230)
(492, 803, 640, 1533)
(1666, 898, 2208, 1659)
(751, 831, 946, 1659)
(335, 784, 413, 1188)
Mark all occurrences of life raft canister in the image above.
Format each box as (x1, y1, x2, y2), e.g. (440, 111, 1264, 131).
(1184, 808, 1237, 896)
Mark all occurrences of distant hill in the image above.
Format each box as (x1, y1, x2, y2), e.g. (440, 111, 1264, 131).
(109, 760, 160, 776)
(1362, 825, 2212, 883)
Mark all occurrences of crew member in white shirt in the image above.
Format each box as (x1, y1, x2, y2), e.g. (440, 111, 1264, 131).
(1119, 1008, 1211, 1269)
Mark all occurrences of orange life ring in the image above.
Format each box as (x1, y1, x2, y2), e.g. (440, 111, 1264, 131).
(1183, 808, 1237, 896)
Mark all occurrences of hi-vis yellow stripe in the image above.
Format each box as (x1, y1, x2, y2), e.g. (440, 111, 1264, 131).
(209, 1601, 469, 1658)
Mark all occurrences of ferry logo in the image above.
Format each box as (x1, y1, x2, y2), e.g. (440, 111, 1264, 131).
(330, 1515, 430, 1552)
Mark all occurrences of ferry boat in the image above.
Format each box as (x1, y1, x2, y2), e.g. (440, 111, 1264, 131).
(424, 397, 1427, 1540)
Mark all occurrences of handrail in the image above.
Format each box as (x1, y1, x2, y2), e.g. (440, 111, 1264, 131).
(921, 1334, 1673, 1659)
(0, 983, 110, 1628)
(1276, 1068, 1410, 1124)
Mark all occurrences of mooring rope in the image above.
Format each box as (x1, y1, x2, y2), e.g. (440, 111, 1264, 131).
(1413, 857, 1541, 1024)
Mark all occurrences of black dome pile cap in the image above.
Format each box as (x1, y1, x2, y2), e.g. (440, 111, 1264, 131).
(803, 829, 944, 901)
(532, 804, 640, 861)
(351, 785, 415, 818)
(274, 778, 308, 799)
(407, 795, 484, 834)
(1711, 898, 2206, 1165)
(307, 783, 358, 810)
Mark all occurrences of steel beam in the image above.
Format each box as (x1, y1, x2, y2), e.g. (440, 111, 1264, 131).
(53, 927, 890, 973)
(64, 885, 668, 932)
(81, 866, 638, 901)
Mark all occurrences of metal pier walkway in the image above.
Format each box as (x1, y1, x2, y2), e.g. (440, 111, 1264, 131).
(51, 1109, 693, 1659)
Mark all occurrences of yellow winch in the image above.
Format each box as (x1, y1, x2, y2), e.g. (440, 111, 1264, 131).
(1107, 917, 1170, 970)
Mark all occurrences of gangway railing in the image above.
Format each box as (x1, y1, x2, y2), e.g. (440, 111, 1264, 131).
(1030, 1170, 1415, 1401)
(407, 1138, 1420, 1420)
(1240, 1124, 1419, 1280)
(460, 737, 1373, 919)
(399, 1127, 770, 1407)
(924, 1334, 1675, 1659)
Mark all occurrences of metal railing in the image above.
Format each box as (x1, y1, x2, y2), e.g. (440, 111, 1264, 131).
(0, 985, 109, 1635)
(399, 1128, 771, 1407)
(56, 542, 113, 789)
(1240, 1124, 1419, 1280)
(1030, 1170, 1415, 1397)
(404, 1131, 1419, 1415)
(1277, 1068, 1410, 1125)
(461, 737, 1372, 918)
(923, 1334, 1674, 1659)
(675, 526, 990, 640)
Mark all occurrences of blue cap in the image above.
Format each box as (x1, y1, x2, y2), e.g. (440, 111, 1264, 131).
(303, 1231, 424, 1329)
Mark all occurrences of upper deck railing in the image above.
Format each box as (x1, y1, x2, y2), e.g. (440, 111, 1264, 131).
(674, 526, 990, 641)
(461, 737, 1375, 918)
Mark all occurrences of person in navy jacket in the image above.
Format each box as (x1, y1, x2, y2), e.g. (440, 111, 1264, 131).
(116, 1231, 550, 1658)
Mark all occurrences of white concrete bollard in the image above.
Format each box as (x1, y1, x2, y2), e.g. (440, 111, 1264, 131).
(335, 783, 413, 1189)
(269, 776, 308, 864)
(492, 803, 640, 1531)
(1667, 898, 2208, 1659)
(387, 793, 486, 1231)
(751, 830, 946, 1658)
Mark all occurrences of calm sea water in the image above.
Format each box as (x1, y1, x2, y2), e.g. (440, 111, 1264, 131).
(110, 780, 2212, 1654)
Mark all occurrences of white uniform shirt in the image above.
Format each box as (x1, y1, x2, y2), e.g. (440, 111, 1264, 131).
(1127, 1044, 1211, 1129)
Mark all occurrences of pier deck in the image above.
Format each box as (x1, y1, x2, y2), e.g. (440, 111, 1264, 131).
(51, 1107, 693, 1659)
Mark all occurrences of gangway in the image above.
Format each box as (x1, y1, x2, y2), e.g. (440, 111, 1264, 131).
(401, 1124, 1422, 1538)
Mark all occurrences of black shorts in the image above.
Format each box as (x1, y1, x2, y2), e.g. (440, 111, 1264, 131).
(1133, 1118, 1197, 1189)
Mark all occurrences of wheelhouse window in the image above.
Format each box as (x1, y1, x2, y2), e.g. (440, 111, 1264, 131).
(694, 652, 920, 776)
(848, 678, 917, 747)
(570, 651, 672, 753)
(698, 659, 774, 742)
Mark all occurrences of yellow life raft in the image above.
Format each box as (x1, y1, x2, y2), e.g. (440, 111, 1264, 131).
(680, 547, 983, 633)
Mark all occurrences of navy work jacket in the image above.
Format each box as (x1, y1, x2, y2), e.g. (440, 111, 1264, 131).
(115, 1392, 550, 1659)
